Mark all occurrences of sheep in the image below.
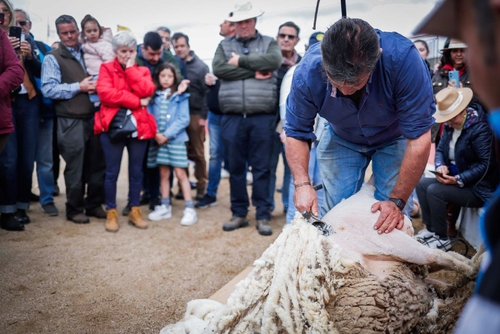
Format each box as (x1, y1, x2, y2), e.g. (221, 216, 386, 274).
(161, 182, 480, 334)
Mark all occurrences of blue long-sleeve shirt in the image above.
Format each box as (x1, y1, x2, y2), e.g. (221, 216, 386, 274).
(285, 30, 435, 146)
(41, 45, 86, 100)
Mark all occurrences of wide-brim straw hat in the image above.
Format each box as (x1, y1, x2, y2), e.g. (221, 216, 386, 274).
(227, 2, 264, 23)
(441, 39, 468, 51)
(434, 86, 473, 123)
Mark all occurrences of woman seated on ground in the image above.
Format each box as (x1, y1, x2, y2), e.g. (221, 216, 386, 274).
(94, 31, 157, 233)
(416, 87, 499, 250)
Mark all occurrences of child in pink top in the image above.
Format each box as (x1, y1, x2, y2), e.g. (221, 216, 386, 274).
(80, 15, 114, 76)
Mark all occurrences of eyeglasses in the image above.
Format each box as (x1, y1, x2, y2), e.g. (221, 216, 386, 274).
(278, 34, 297, 40)
(17, 20, 28, 26)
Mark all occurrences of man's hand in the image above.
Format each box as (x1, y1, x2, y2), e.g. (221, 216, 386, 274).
(436, 165, 449, 176)
(255, 71, 272, 80)
(79, 76, 96, 93)
(126, 50, 137, 68)
(436, 173, 458, 185)
(228, 52, 240, 66)
(205, 73, 217, 86)
(198, 118, 207, 127)
(20, 41, 32, 59)
(294, 184, 319, 217)
(140, 97, 151, 107)
(155, 133, 168, 145)
(177, 79, 190, 94)
(371, 200, 404, 234)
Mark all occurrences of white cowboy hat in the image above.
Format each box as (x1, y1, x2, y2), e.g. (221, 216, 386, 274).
(440, 39, 468, 51)
(227, 2, 264, 23)
(434, 86, 473, 123)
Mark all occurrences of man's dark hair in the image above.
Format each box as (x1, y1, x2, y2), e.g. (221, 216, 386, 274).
(172, 32, 190, 47)
(55, 15, 78, 34)
(157, 26, 171, 34)
(321, 18, 380, 85)
(143, 32, 163, 51)
(278, 21, 300, 37)
(413, 39, 429, 52)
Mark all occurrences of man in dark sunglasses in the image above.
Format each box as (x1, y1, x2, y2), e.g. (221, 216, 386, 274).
(14, 8, 30, 34)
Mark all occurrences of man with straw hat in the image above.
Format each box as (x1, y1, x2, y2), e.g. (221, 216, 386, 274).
(415, 0, 500, 332)
(416, 86, 498, 251)
(212, 2, 281, 236)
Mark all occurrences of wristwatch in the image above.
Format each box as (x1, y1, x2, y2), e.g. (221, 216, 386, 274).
(389, 198, 406, 211)
(455, 175, 465, 188)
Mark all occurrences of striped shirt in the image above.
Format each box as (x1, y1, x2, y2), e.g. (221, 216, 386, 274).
(41, 45, 86, 100)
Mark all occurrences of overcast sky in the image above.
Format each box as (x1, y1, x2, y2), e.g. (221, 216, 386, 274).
(15, 0, 439, 64)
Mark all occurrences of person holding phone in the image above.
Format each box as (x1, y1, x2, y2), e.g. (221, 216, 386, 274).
(431, 39, 472, 95)
(0, 0, 42, 230)
(415, 86, 499, 250)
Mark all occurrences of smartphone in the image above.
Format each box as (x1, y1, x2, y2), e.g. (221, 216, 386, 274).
(9, 26, 22, 51)
(0, 13, 5, 25)
(448, 70, 460, 88)
(429, 170, 443, 177)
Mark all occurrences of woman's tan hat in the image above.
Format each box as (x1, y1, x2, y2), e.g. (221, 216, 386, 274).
(434, 86, 473, 123)
(227, 2, 264, 23)
(440, 39, 468, 51)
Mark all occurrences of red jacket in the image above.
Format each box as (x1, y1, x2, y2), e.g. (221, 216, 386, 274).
(94, 58, 157, 139)
(0, 29, 24, 134)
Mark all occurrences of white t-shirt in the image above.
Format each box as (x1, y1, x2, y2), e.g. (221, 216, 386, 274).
(449, 128, 462, 165)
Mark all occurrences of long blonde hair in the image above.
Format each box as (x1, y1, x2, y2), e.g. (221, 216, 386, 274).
(0, 0, 15, 28)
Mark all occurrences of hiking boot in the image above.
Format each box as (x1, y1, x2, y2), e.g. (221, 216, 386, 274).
(256, 219, 272, 236)
(223, 216, 249, 232)
(16, 209, 31, 224)
(122, 202, 131, 216)
(0, 213, 24, 231)
(86, 206, 106, 219)
(148, 204, 172, 221)
(180, 207, 198, 226)
(42, 203, 59, 216)
(195, 194, 217, 209)
(129, 206, 147, 229)
(105, 209, 119, 233)
(69, 213, 90, 224)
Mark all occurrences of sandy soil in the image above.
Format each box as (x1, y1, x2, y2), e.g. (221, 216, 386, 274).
(0, 153, 476, 334)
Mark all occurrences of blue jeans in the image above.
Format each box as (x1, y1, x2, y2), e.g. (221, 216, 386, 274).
(36, 118, 55, 205)
(0, 94, 39, 213)
(206, 111, 224, 197)
(100, 133, 148, 210)
(221, 114, 274, 220)
(286, 145, 324, 224)
(316, 124, 412, 217)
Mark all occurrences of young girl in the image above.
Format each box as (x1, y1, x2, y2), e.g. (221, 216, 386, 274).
(80, 14, 114, 76)
(147, 63, 197, 225)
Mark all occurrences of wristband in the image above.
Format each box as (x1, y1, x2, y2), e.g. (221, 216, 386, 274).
(295, 181, 312, 188)
(388, 198, 406, 211)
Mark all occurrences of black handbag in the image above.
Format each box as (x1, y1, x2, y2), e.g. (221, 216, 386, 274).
(107, 108, 136, 142)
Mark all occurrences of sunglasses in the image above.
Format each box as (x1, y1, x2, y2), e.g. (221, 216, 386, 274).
(17, 20, 28, 26)
(278, 34, 297, 40)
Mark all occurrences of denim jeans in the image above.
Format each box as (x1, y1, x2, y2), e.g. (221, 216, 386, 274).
(100, 133, 148, 210)
(286, 145, 324, 224)
(316, 124, 413, 217)
(221, 114, 274, 220)
(0, 95, 39, 213)
(35, 118, 55, 205)
(206, 111, 224, 197)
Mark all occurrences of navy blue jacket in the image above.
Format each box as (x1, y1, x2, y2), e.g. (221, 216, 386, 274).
(435, 104, 499, 202)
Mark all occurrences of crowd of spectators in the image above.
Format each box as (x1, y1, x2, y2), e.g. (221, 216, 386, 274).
(0, 0, 498, 248)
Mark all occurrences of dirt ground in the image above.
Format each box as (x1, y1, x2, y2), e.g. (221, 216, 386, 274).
(0, 152, 476, 334)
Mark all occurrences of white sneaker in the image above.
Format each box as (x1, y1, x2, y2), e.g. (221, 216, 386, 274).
(180, 207, 197, 226)
(148, 204, 172, 221)
(414, 228, 436, 240)
(422, 236, 453, 251)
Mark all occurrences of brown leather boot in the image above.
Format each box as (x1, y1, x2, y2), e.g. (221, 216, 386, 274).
(105, 209, 119, 233)
(129, 206, 148, 229)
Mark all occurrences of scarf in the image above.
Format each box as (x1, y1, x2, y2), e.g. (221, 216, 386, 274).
(282, 51, 299, 68)
(443, 63, 467, 78)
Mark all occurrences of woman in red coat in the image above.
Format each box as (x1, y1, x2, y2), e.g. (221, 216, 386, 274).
(95, 30, 156, 233)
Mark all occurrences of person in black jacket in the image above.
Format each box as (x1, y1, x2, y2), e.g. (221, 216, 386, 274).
(416, 86, 499, 249)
